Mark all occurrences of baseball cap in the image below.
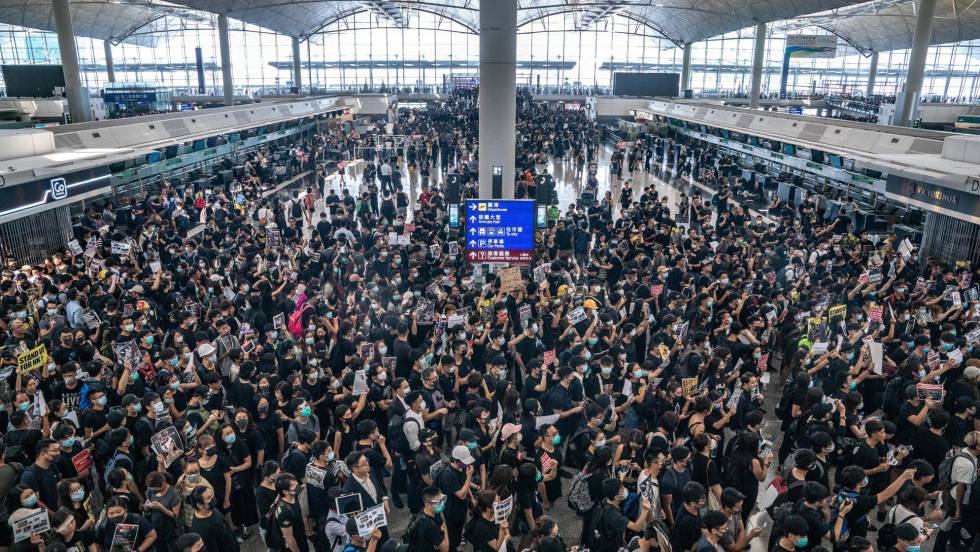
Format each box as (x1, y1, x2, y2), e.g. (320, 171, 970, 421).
(197, 343, 216, 357)
(451, 444, 475, 465)
(501, 423, 522, 441)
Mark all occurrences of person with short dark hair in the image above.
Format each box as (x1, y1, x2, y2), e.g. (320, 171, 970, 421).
(670, 482, 707, 552)
(589, 477, 652, 552)
(188, 485, 239, 552)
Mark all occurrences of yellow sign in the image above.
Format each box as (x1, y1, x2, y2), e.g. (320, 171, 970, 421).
(681, 377, 699, 396)
(17, 344, 47, 375)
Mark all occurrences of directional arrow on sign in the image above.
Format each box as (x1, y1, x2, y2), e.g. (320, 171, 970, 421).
(469, 216, 476, 223)
(469, 228, 476, 235)
(469, 240, 477, 247)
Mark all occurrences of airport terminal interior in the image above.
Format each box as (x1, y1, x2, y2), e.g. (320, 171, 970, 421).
(4, 1, 980, 552)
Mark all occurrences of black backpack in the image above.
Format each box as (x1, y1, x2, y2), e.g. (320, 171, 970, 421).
(388, 414, 418, 456)
(877, 512, 917, 549)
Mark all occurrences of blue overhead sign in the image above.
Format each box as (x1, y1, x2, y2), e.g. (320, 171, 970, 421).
(465, 199, 535, 264)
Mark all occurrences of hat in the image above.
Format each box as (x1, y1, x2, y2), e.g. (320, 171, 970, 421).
(501, 423, 523, 441)
(122, 394, 139, 406)
(129, 285, 145, 294)
(657, 266, 669, 274)
(964, 365, 980, 380)
(583, 298, 598, 309)
(451, 444, 475, 465)
(197, 343, 216, 357)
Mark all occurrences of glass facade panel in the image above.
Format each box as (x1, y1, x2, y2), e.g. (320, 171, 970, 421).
(0, 10, 977, 101)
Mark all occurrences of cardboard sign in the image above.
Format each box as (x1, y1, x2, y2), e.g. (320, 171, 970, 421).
(17, 344, 48, 375)
(499, 267, 523, 292)
(681, 377, 699, 396)
(11, 508, 49, 543)
(543, 350, 556, 368)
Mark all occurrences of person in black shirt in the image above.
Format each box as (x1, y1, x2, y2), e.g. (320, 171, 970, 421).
(670, 482, 707, 552)
(408, 486, 450, 552)
(590, 477, 653, 552)
(269, 474, 307, 552)
(772, 515, 809, 552)
(188, 486, 239, 552)
(467, 490, 510, 552)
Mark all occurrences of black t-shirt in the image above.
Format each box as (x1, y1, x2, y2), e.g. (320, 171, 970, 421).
(467, 516, 498, 552)
(595, 503, 629, 551)
(436, 466, 467, 522)
(412, 512, 444, 552)
(671, 507, 704, 552)
(273, 500, 308, 552)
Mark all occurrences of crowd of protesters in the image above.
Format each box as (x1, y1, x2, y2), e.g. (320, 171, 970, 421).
(0, 87, 977, 552)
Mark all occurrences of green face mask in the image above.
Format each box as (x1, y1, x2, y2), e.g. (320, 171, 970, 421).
(467, 442, 477, 451)
(434, 502, 446, 514)
(300, 406, 312, 417)
(796, 537, 808, 548)
(536, 470, 543, 482)
(551, 435, 561, 446)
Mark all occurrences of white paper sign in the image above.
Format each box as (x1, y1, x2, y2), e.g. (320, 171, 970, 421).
(869, 342, 884, 375)
(67, 239, 84, 256)
(566, 307, 587, 325)
(11, 508, 49, 543)
(493, 495, 514, 523)
(110, 241, 131, 256)
(352, 369, 368, 396)
(353, 504, 388, 538)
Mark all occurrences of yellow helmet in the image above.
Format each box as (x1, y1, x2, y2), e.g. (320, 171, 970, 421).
(583, 298, 599, 309)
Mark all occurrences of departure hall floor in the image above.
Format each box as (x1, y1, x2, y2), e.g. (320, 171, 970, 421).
(239, 143, 787, 552)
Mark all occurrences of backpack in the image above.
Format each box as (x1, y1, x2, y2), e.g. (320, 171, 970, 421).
(761, 475, 807, 517)
(564, 427, 594, 470)
(103, 450, 131, 485)
(882, 376, 909, 419)
(567, 469, 595, 515)
(291, 201, 303, 218)
(314, 513, 349, 552)
(388, 414, 419, 456)
(588, 503, 620, 552)
(938, 448, 976, 513)
(288, 304, 312, 338)
(402, 513, 424, 547)
(877, 510, 917, 550)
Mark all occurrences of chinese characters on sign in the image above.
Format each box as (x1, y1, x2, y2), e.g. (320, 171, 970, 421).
(465, 200, 535, 264)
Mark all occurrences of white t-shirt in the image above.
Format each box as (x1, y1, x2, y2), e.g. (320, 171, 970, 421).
(951, 450, 978, 505)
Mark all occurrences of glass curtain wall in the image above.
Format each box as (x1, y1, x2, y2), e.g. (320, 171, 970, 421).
(0, 11, 979, 100)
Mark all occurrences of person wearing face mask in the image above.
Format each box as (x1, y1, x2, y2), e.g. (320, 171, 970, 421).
(771, 515, 810, 552)
(833, 464, 916, 541)
(194, 434, 234, 520)
(217, 422, 259, 538)
(188, 486, 240, 552)
(51, 424, 87, 480)
(96, 497, 158, 552)
(406, 486, 450, 552)
(19, 439, 62, 512)
(590, 477, 653, 552)
(141, 471, 180, 552)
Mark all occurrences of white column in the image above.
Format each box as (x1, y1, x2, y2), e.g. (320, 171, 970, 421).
(478, 0, 517, 199)
(53, 0, 91, 122)
(218, 14, 234, 106)
(103, 40, 115, 83)
(750, 22, 767, 110)
(681, 43, 692, 93)
(894, 0, 937, 126)
(865, 51, 879, 98)
(292, 36, 303, 92)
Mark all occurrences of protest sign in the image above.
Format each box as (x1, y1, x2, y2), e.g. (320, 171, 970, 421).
(353, 504, 388, 538)
(67, 239, 84, 256)
(681, 377, 699, 396)
(72, 450, 93, 476)
(543, 350, 556, 368)
(110, 523, 139, 552)
(305, 464, 328, 489)
(151, 426, 184, 468)
(828, 304, 847, 323)
(869, 305, 883, 323)
(17, 344, 47, 375)
(110, 241, 131, 256)
(273, 313, 285, 329)
(352, 369, 368, 396)
(415, 301, 435, 325)
(499, 267, 522, 292)
(566, 307, 587, 325)
(11, 508, 49, 543)
(493, 495, 514, 523)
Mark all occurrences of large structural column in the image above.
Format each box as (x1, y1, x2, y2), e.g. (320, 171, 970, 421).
(103, 40, 115, 83)
(478, 0, 517, 199)
(291, 36, 303, 93)
(749, 22, 767, 110)
(895, 0, 937, 126)
(52, 0, 91, 122)
(194, 47, 206, 94)
(217, 13, 234, 107)
(865, 51, 879, 98)
(680, 43, 692, 94)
